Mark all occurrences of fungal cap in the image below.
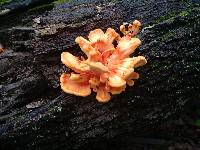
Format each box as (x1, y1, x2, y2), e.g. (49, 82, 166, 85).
(96, 87, 111, 102)
(60, 73, 91, 97)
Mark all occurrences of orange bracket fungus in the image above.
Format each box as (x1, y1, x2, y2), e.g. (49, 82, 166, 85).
(60, 20, 147, 102)
(0, 44, 4, 53)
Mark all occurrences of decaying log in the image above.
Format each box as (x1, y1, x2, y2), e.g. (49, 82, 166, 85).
(0, 0, 199, 149)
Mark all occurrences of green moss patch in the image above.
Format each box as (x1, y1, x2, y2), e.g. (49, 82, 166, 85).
(0, 0, 12, 5)
(53, 0, 72, 4)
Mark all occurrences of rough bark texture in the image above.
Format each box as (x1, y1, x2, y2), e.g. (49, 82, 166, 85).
(0, 0, 200, 149)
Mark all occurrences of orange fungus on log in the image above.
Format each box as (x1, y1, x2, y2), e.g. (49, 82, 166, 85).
(60, 20, 147, 102)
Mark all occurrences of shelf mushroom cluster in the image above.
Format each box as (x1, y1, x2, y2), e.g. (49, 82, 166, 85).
(60, 20, 147, 102)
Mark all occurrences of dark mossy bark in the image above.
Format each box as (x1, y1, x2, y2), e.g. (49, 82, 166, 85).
(0, 0, 200, 150)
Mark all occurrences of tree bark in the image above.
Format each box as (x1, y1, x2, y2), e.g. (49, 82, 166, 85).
(0, 0, 199, 149)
